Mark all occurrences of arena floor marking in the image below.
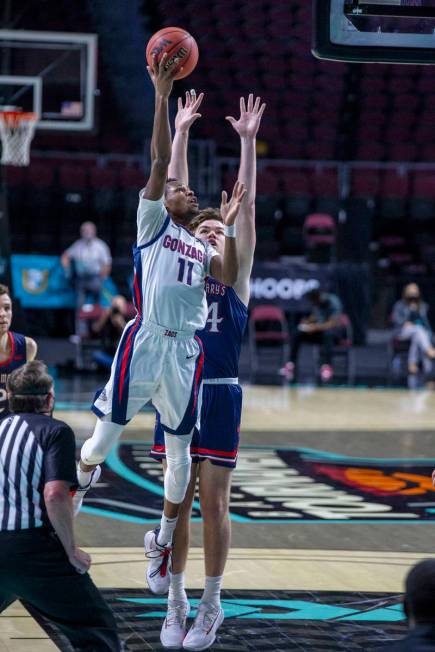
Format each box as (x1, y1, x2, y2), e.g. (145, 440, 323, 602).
(74, 442, 435, 525)
(80, 548, 432, 592)
(0, 588, 409, 651)
(0, 601, 57, 651)
(36, 588, 410, 651)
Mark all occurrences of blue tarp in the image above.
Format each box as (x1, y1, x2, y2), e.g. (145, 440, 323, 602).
(11, 254, 117, 309)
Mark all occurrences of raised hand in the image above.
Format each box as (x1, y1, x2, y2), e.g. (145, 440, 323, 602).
(220, 180, 247, 226)
(226, 94, 266, 139)
(175, 90, 204, 133)
(146, 52, 179, 98)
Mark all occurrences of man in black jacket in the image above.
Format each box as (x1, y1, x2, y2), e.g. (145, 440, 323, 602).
(381, 559, 435, 651)
(0, 360, 121, 651)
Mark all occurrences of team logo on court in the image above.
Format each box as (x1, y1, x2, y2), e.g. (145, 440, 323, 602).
(22, 268, 49, 294)
(80, 444, 435, 524)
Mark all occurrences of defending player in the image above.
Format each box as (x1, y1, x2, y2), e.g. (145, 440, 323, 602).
(150, 93, 264, 650)
(73, 54, 246, 570)
(0, 284, 37, 418)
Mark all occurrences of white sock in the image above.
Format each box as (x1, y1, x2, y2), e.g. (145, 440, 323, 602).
(201, 575, 223, 608)
(168, 572, 187, 603)
(77, 461, 94, 488)
(157, 514, 178, 546)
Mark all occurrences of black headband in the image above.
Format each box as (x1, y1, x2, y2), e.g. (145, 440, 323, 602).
(11, 390, 50, 397)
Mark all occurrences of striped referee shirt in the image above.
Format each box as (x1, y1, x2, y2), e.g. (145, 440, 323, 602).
(0, 412, 78, 531)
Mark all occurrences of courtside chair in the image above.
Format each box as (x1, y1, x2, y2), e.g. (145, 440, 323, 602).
(311, 313, 355, 385)
(248, 304, 290, 384)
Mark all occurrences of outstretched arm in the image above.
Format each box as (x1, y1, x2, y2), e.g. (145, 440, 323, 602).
(144, 53, 178, 201)
(226, 94, 266, 305)
(168, 90, 204, 185)
(210, 181, 246, 287)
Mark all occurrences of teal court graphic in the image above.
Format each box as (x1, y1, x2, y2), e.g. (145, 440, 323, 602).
(35, 590, 407, 651)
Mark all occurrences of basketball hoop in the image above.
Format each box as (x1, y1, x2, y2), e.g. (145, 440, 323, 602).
(0, 108, 38, 167)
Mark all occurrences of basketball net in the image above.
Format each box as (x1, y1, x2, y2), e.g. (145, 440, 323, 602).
(0, 109, 38, 167)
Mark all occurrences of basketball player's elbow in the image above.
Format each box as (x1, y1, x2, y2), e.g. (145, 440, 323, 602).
(153, 157, 171, 173)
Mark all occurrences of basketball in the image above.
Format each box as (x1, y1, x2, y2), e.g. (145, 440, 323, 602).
(146, 27, 199, 80)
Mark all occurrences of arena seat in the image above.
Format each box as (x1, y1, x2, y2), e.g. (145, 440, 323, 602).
(303, 213, 336, 263)
(248, 304, 290, 383)
(311, 313, 355, 385)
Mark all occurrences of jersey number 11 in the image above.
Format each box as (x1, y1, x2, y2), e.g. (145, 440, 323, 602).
(177, 257, 194, 286)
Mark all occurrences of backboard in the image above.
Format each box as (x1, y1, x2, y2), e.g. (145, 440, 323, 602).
(0, 29, 97, 131)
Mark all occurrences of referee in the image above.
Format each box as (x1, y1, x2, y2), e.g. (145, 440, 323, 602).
(0, 360, 121, 651)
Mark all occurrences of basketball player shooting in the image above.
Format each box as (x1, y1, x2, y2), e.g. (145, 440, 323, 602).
(72, 53, 246, 566)
(150, 92, 265, 650)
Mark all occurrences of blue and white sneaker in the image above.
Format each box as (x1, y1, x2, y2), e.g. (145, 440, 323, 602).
(183, 602, 224, 650)
(144, 528, 172, 595)
(161, 599, 190, 649)
(72, 464, 101, 516)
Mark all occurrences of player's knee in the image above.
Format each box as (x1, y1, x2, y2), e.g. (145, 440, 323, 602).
(200, 489, 230, 523)
(81, 418, 123, 465)
(81, 437, 107, 466)
(163, 433, 193, 504)
(165, 458, 191, 504)
(164, 452, 191, 504)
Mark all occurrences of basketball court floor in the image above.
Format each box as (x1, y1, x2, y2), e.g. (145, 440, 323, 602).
(2, 384, 435, 651)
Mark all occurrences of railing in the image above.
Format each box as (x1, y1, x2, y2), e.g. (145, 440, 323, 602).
(218, 156, 435, 200)
(33, 138, 219, 200)
(30, 144, 435, 201)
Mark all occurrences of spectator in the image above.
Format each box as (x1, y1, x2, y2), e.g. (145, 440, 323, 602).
(0, 360, 121, 651)
(61, 221, 112, 334)
(91, 295, 129, 370)
(391, 283, 434, 378)
(379, 559, 435, 651)
(280, 288, 344, 383)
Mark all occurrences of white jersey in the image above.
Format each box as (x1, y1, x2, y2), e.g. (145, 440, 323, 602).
(132, 194, 217, 333)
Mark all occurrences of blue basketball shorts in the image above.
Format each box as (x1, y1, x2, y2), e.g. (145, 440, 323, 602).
(151, 381, 242, 468)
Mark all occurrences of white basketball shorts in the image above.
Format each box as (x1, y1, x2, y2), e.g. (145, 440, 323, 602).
(92, 318, 204, 432)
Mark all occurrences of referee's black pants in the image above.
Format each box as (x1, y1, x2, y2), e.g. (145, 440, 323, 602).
(0, 527, 121, 651)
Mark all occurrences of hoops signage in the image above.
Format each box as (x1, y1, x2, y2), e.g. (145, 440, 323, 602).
(249, 262, 332, 307)
(250, 277, 319, 301)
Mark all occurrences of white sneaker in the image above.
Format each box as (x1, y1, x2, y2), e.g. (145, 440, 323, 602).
(160, 599, 190, 649)
(72, 464, 101, 516)
(183, 603, 224, 651)
(144, 528, 172, 595)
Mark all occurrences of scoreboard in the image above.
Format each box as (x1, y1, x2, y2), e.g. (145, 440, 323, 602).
(313, 0, 435, 63)
(345, 1, 435, 18)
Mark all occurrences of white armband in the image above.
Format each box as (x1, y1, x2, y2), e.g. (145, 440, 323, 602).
(224, 224, 236, 238)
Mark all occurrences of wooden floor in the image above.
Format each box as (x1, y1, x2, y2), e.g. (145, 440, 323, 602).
(55, 385, 435, 432)
(2, 386, 435, 651)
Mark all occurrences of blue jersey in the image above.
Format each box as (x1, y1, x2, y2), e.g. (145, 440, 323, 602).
(0, 332, 27, 417)
(197, 278, 248, 379)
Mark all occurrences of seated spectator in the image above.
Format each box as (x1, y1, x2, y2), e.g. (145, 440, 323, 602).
(280, 288, 344, 383)
(379, 559, 435, 651)
(61, 222, 112, 335)
(392, 283, 435, 378)
(91, 295, 129, 370)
